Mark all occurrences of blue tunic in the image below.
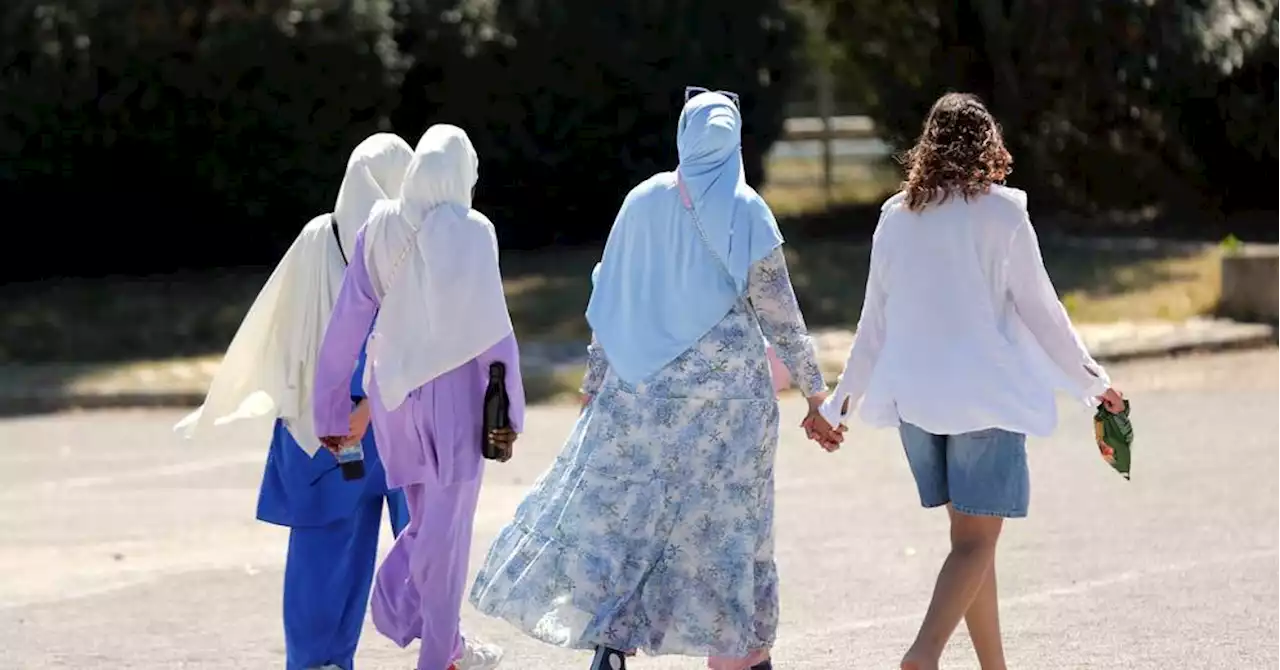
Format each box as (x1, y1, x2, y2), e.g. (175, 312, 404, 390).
(256, 346, 402, 528)
(255, 344, 410, 670)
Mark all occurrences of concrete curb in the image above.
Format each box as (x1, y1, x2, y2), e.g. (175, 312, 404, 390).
(0, 369, 572, 417)
(0, 391, 210, 417)
(1040, 235, 1218, 255)
(1086, 325, 1277, 364)
(2, 325, 1274, 416)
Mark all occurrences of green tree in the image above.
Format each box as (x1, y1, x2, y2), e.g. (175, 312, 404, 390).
(392, 0, 804, 247)
(1174, 3, 1278, 212)
(817, 0, 1277, 218)
(0, 0, 399, 278)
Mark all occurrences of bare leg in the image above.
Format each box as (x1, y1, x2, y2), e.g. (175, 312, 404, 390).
(901, 507, 1003, 670)
(961, 523, 1006, 669)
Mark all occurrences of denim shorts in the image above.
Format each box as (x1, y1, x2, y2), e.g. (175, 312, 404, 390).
(898, 423, 1029, 518)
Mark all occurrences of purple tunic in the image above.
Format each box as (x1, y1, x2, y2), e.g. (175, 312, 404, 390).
(313, 228, 525, 670)
(313, 229, 526, 488)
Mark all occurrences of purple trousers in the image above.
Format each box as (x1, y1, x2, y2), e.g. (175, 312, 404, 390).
(371, 478, 483, 670)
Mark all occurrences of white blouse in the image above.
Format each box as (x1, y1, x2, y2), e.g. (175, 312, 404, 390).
(820, 186, 1110, 438)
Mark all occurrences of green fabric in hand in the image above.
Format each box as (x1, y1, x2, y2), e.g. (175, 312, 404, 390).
(1093, 399, 1134, 480)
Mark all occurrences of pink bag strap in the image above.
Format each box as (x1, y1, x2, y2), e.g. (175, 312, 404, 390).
(676, 170, 694, 209)
(676, 169, 725, 265)
(675, 169, 737, 282)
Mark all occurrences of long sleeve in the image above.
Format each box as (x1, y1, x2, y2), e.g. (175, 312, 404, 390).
(746, 247, 826, 397)
(476, 333, 527, 433)
(1007, 217, 1110, 402)
(820, 234, 888, 426)
(314, 230, 380, 438)
(579, 335, 608, 397)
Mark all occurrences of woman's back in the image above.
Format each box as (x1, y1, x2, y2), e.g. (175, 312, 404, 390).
(471, 93, 831, 668)
(823, 92, 1111, 439)
(879, 187, 1024, 340)
(586, 172, 746, 383)
(817, 93, 1124, 670)
(868, 186, 1058, 435)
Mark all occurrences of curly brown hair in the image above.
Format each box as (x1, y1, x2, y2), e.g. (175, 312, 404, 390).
(899, 93, 1013, 212)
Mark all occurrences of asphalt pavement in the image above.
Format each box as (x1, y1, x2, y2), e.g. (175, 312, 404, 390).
(1, 349, 1276, 669)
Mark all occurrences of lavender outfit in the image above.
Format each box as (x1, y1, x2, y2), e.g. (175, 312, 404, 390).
(314, 228, 525, 670)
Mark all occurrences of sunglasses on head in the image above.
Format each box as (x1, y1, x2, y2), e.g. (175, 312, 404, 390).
(684, 86, 740, 109)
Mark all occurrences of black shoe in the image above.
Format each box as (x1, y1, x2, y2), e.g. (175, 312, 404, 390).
(750, 660, 773, 670)
(589, 646, 627, 670)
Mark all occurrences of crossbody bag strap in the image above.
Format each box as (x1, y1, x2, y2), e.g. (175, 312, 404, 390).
(676, 171, 734, 279)
(678, 172, 765, 332)
(330, 215, 348, 266)
(676, 171, 757, 289)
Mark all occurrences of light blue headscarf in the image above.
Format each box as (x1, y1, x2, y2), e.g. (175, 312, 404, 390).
(586, 92, 784, 385)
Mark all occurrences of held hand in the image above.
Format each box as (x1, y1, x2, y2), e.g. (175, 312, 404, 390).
(805, 390, 828, 414)
(488, 426, 518, 463)
(801, 391, 844, 453)
(348, 399, 372, 443)
(1099, 387, 1125, 413)
(801, 411, 845, 452)
(318, 435, 346, 456)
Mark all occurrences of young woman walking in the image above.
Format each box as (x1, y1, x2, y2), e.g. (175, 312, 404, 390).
(821, 93, 1125, 670)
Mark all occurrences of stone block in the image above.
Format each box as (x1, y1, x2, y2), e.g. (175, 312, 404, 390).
(1219, 244, 1279, 323)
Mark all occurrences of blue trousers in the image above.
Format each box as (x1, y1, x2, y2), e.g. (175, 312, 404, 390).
(283, 491, 410, 670)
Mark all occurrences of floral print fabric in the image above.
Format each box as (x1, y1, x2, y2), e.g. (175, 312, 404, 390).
(469, 248, 823, 659)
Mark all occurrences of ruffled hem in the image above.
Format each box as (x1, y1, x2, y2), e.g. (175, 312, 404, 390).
(469, 522, 777, 659)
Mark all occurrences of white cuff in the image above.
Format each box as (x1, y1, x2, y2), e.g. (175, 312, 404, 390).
(819, 393, 849, 426)
(1078, 362, 1110, 405)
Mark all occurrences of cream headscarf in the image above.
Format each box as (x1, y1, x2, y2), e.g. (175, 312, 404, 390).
(360, 124, 514, 410)
(174, 133, 413, 454)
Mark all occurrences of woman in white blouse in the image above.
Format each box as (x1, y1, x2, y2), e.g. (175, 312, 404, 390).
(820, 93, 1125, 670)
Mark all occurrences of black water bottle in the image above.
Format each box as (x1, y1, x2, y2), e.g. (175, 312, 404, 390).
(482, 361, 512, 462)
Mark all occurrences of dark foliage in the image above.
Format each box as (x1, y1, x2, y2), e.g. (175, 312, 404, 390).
(818, 0, 1277, 223)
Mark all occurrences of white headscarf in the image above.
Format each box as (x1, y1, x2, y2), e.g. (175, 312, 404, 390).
(361, 124, 513, 411)
(174, 133, 413, 454)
